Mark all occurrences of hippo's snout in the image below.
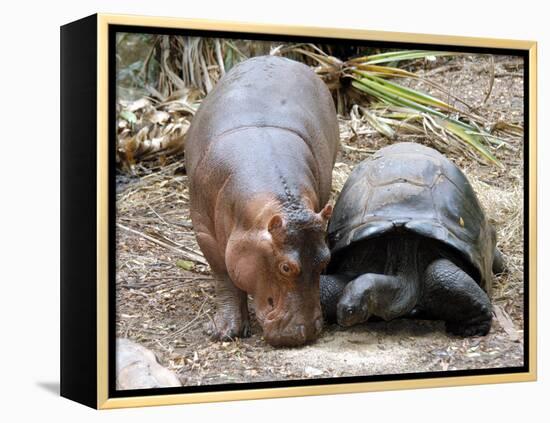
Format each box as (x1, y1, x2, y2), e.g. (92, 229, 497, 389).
(263, 316, 323, 347)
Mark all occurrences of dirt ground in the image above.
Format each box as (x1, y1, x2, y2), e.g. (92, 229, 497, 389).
(115, 54, 525, 387)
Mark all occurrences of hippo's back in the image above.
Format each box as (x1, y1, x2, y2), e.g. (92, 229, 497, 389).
(185, 56, 339, 175)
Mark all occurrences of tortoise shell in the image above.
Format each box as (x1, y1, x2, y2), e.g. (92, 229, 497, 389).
(328, 142, 496, 295)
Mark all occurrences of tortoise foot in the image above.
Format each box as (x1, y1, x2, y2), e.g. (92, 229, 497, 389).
(446, 316, 492, 337)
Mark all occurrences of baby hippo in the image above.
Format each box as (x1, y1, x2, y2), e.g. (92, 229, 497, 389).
(185, 56, 339, 347)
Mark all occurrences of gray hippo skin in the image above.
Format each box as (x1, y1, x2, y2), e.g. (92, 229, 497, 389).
(320, 142, 505, 336)
(186, 56, 339, 347)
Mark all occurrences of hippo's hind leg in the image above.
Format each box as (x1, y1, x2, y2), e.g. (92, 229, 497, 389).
(420, 258, 492, 336)
(206, 274, 251, 341)
(336, 274, 416, 327)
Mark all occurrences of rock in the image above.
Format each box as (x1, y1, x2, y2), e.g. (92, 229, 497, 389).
(304, 366, 324, 377)
(116, 338, 181, 390)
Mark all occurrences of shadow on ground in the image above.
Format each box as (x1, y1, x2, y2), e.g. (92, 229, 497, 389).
(36, 381, 59, 396)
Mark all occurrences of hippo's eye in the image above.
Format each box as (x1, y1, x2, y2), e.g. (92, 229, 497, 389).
(279, 261, 301, 276)
(280, 263, 292, 275)
(278, 260, 300, 277)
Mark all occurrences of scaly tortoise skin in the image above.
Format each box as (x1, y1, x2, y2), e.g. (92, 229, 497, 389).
(320, 142, 504, 336)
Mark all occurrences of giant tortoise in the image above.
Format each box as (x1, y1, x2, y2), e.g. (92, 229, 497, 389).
(320, 142, 504, 336)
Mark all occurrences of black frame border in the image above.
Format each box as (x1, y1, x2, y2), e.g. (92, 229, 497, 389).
(60, 14, 99, 409)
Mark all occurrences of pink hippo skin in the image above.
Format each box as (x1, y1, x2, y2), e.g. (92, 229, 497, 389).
(185, 55, 339, 347)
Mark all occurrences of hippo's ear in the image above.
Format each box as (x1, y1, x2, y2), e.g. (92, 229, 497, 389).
(319, 204, 333, 222)
(267, 215, 287, 245)
(268, 214, 285, 234)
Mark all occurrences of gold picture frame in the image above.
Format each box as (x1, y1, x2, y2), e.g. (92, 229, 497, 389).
(60, 13, 537, 409)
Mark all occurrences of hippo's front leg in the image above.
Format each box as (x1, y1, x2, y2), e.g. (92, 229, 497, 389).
(194, 228, 251, 340)
(207, 274, 251, 341)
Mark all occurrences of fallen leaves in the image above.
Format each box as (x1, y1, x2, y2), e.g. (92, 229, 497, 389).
(117, 89, 200, 171)
(493, 304, 521, 342)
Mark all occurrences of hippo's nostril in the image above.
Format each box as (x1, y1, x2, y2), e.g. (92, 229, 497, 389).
(267, 297, 274, 308)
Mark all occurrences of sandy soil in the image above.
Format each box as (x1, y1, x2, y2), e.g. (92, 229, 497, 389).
(115, 54, 525, 387)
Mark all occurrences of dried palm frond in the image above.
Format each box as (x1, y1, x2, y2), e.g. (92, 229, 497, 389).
(280, 44, 520, 167)
(117, 37, 522, 170)
(117, 37, 331, 172)
(144, 36, 282, 100)
(116, 88, 201, 172)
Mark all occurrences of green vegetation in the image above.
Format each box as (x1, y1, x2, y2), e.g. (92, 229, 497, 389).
(117, 36, 520, 168)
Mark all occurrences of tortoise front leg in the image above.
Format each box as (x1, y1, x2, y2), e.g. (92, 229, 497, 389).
(420, 258, 492, 336)
(336, 273, 417, 327)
